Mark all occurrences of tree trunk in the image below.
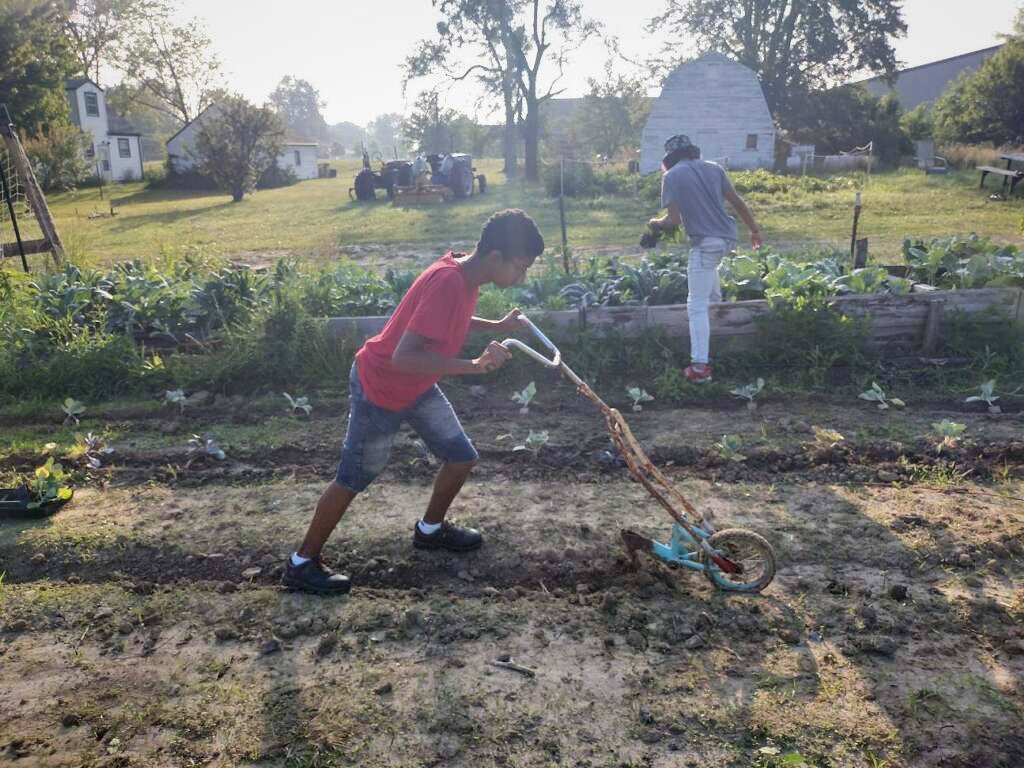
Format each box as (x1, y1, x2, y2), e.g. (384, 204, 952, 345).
(523, 98, 540, 182)
(502, 71, 518, 177)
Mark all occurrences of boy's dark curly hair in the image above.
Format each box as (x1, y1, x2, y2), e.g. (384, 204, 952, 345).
(477, 209, 545, 260)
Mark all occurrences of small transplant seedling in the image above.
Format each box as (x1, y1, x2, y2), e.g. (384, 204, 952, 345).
(188, 433, 226, 461)
(731, 378, 765, 411)
(811, 426, 845, 449)
(859, 382, 905, 410)
(61, 398, 85, 426)
(283, 392, 312, 416)
(965, 379, 1000, 414)
(931, 419, 966, 454)
(626, 387, 654, 412)
(164, 389, 188, 415)
(68, 432, 114, 469)
(511, 381, 537, 416)
(29, 458, 73, 510)
(715, 434, 747, 462)
(513, 430, 548, 458)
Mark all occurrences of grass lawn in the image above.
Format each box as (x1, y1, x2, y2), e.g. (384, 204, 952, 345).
(44, 158, 1024, 267)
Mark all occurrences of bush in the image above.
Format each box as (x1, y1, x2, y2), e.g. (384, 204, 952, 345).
(22, 123, 91, 192)
(938, 143, 1022, 170)
(157, 160, 219, 191)
(257, 162, 297, 189)
(934, 40, 1024, 145)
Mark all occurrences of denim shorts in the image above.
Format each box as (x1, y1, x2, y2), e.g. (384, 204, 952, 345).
(335, 364, 478, 492)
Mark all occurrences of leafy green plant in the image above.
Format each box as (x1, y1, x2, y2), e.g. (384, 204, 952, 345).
(188, 433, 225, 461)
(164, 389, 188, 415)
(730, 378, 765, 411)
(626, 386, 654, 412)
(715, 434, 746, 462)
(858, 382, 905, 410)
(965, 379, 1000, 413)
(513, 430, 548, 458)
(66, 432, 114, 469)
(931, 419, 966, 454)
(754, 745, 815, 767)
(811, 426, 845, 448)
(511, 381, 537, 416)
(28, 458, 73, 509)
(283, 392, 312, 416)
(61, 397, 85, 426)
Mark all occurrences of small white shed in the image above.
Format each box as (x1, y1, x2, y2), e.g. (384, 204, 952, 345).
(640, 53, 775, 174)
(278, 143, 318, 180)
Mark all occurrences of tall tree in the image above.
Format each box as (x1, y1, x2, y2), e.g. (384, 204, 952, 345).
(118, 5, 222, 125)
(194, 95, 283, 202)
(268, 76, 327, 141)
(648, 0, 905, 125)
(366, 113, 405, 156)
(61, 0, 144, 85)
(0, 0, 77, 134)
(402, 90, 464, 153)
(578, 61, 650, 159)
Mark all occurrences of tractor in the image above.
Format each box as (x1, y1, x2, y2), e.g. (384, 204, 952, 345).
(350, 149, 486, 203)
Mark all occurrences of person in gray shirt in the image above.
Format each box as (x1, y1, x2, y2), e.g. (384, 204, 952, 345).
(648, 134, 762, 383)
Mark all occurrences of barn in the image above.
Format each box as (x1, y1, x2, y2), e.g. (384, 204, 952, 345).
(639, 53, 775, 174)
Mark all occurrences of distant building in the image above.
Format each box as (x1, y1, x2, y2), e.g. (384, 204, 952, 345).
(640, 53, 775, 174)
(65, 78, 144, 183)
(852, 45, 1004, 109)
(166, 104, 319, 181)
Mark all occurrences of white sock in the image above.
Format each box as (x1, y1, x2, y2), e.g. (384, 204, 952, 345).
(417, 520, 441, 535)
(290, 552, 310, 567)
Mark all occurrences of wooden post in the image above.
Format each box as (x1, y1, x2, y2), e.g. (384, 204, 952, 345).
(854, 238, 868, 269)
(849, 191, 862, 268)
(558, 156, 570, 274)
(921, 299, 945, 355)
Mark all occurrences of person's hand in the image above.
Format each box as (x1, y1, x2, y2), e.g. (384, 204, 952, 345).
(474, 341, 512, 373)
(647, 217, 663, 232)
(750, 230, 764, 249)
(495, 308, 526, 334)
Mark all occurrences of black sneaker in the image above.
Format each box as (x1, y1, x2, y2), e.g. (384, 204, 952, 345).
(280, 556, 351, 595)
(412, 521, 483, 552)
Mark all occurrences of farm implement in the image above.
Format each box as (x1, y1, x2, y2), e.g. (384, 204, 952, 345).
(501, 316, 777, 593)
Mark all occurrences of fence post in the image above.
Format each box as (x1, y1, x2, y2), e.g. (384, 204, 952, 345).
(558, 156, 570, 274)
(849, 191, 862, 268)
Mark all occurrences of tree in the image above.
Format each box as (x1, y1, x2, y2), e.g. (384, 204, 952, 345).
(194, 96, 283, 202)
(23, 123, 91, 191)
(269, 76, 327, 141)
(61, 0, 144, 85)
(578, 61, 649, 159)
(105, 84, 181, 159)
(0, 0, 77, 134)
(933, 39, 1024, 146)
(649, 0, 905, 126)
(118, 5, 223, 125)
(366, 113, 405, 156)
(403, 90, 464, 153)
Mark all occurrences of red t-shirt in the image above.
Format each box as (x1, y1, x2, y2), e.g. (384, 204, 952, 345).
(355, 253, 479, 411)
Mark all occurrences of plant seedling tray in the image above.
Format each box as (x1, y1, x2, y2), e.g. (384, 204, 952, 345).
(0, 487, 72, 519)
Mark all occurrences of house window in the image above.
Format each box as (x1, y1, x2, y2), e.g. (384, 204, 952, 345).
(118, 138, 131, 158)
(102, 159, 110, 171)
(84, 92, 99, 117)
(745, 134, 758, 150)
(294, 150, 301, 166)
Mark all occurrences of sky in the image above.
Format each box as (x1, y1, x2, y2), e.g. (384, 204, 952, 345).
(174, 0, 1022, 126)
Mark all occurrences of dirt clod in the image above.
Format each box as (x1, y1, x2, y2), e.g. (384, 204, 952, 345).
(889, 584, 909, 601)
(374, 681, 393, 695)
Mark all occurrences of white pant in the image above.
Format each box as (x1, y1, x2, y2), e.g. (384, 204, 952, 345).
(687, 237, 730, 365)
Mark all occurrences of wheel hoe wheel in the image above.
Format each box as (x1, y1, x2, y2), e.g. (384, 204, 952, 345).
(700, 528, 776, 593)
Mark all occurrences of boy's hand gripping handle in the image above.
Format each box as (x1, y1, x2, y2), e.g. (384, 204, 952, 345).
(500, 315, 561, 368)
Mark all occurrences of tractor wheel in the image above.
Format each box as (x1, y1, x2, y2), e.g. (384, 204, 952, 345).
(451, 163, 473, 198)
(477, 174, 487, 194)
(353, 169, 376, 202)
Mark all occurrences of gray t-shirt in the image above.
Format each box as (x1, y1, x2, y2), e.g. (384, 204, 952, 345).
(661, 160, 737, 244)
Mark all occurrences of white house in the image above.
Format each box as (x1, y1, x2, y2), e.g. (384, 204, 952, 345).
(640, 53, 775, 174)
(166, 104, 319, 181)
(66, 78, 144, 182)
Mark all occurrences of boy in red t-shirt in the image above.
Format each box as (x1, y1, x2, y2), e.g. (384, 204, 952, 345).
(283, 209, 545, 594)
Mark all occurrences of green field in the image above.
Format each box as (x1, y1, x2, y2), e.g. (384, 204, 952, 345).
(44, 159, 1024, 267)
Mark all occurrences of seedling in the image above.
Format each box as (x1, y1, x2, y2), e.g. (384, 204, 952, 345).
(511, 381, 537, 415)
(965, 379, 1000, 413)
(188, 433, 226, 461)
(164, 389, 188, 415)
(28, 458, 73, 509)
(627, 386, 654, 412)
(859, 382, 905, 410)
(715, 434, 747, 462)
(61, 398, 85, 426)
(811, 426, 845, 448)
(67, 432, 114, 469)
(931, 419, 966, 454)
(513, 429, 548, 458)
(142, 353, 165, 372)
(730, 378, 765, 411)
(283, 392, 312, 416)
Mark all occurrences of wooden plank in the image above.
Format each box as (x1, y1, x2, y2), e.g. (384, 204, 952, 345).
(921, 300, 945, 354)
(1, 237, 52, 257)
(1, 133, 63, 264)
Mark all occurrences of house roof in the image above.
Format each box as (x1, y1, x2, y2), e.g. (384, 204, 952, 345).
(851, 44, 1004, 85)
(66, 77, 102, 91)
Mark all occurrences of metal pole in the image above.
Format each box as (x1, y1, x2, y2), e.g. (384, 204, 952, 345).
(558, 157, 569, 274)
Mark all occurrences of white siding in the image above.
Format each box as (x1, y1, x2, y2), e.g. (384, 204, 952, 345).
(640, 53, 775, 174)
(166, 105, 222, 172)
(109, 135, 142, 181)
(277, 145, 318, 180)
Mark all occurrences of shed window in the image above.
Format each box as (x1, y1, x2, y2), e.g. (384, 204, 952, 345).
(118, 138, 131, 158)
(745, 134, 758, 150)
(294, 150, 301, 166)
(85, 143, 95, 159)
(84, 92, 99, 117)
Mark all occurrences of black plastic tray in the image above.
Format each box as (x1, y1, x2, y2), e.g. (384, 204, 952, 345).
(0, 488, 72, 519)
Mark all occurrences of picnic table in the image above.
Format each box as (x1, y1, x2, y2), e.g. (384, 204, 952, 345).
(977, 153, 1024, 197)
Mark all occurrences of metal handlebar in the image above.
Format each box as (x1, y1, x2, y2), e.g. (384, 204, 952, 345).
(500, 315, 561, 368)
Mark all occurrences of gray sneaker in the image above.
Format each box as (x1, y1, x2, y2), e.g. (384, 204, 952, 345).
(281, 556, 351, 595)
